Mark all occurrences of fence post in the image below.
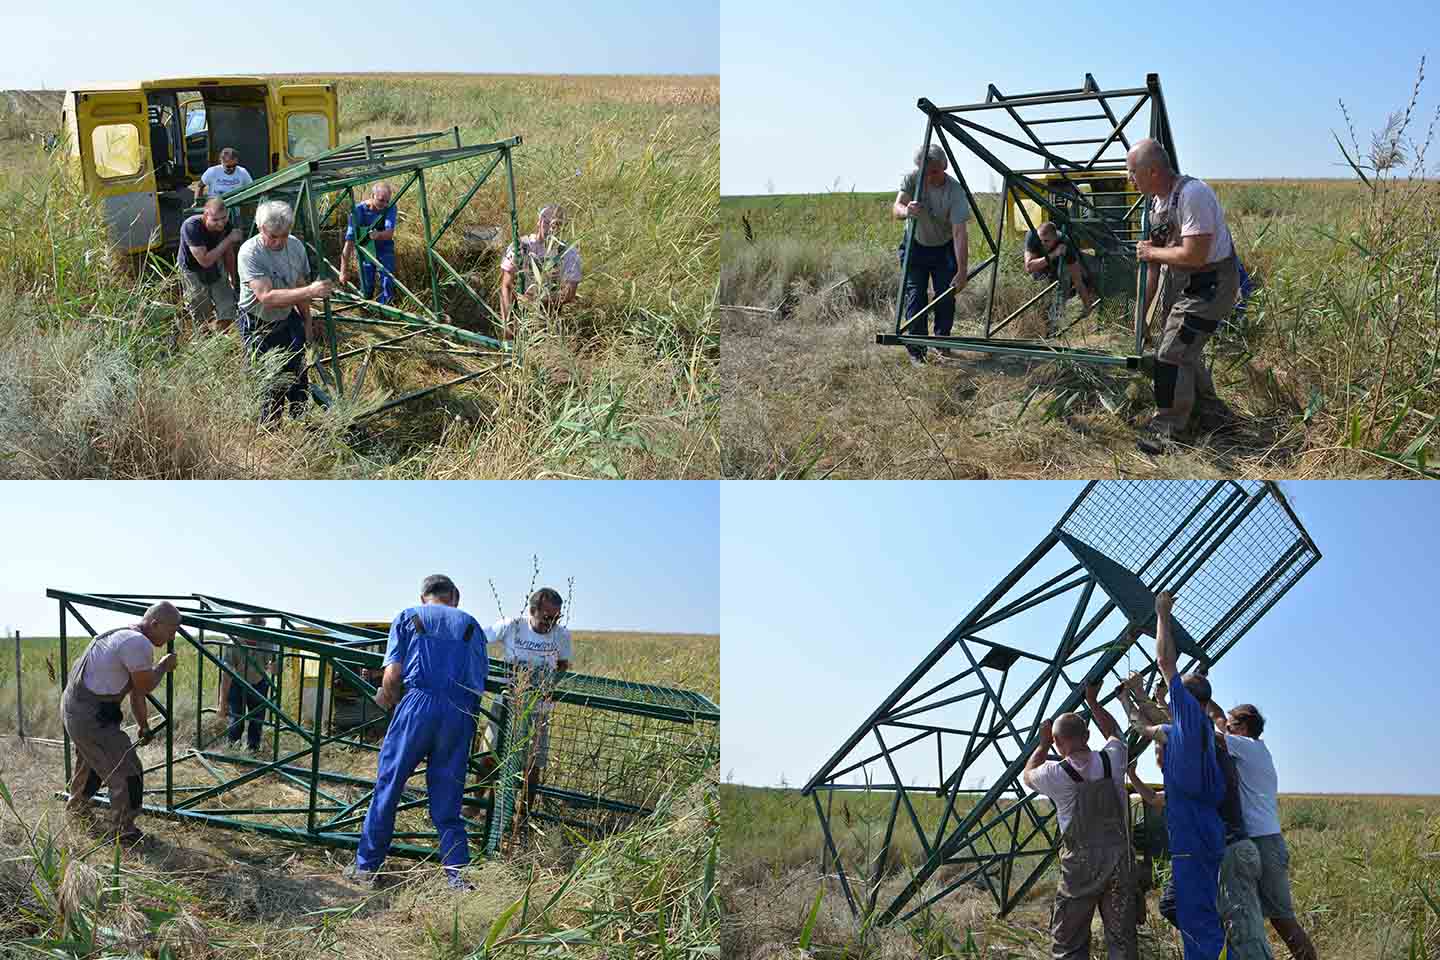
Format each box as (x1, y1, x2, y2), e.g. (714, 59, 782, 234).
(13, 629, 22, 741)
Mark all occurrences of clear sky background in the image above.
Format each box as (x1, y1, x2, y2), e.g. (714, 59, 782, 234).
(3, 0, 718, 89)
(0, 482, 719, 638)
(721, 481, 1439, 795)
(721, 0, 1439, 194)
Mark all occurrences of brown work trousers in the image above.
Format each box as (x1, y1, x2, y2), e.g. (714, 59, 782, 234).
(1151, 253, 1240, 436)
(61, 637, 144, 835)
(1051, 754, 1138, 960)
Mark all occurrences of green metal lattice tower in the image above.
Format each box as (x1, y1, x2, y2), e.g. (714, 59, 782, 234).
(212, 129, 526, 420)
(881, 73, 1180, 367)
(48, 590, 719, 860)
(804, 481, 1320, 925)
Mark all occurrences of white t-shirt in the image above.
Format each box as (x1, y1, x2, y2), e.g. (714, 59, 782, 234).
(1224, 734, 1283, 837)
(81, 628, 155, 696)
(1151, 178, 1233, 264)
(201, 164, 253, 198)
(490, 616, 573, 669)
(1024, 738, 1128, 834)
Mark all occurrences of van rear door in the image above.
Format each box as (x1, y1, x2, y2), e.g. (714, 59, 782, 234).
(272, 83, 339, 168)
(74, 90, 161, 253)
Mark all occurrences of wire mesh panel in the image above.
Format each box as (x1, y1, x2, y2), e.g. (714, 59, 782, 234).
(804, 481, 1319, 924)
(484, 665, 720, 851)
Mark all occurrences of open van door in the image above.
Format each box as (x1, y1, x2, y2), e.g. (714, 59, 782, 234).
(73, 89, 160, 253)
(272, 83, 339, 170)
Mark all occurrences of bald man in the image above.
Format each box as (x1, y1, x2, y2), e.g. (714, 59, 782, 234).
(340, 181, 399, 304)
(62, 602, 180, 842)
(1128, 139, 1240, 454)
(1024, 683, 1137, 960)
(178, 197, 244, 331)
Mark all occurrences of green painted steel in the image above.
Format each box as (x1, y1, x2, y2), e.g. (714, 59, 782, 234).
(193, 130, 526, 420)
(48, 589, 719, 864)
(804, 481, 1320, 923)
(888, 74, 1183, 371)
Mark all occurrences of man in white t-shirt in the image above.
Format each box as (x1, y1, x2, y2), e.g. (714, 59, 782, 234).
(1209, 701, 1318, 960)
(489, 587, 573, 818)
(200, 147, 254, 294)
(60, 602, 180, 842)
(1128, 138, 1240, 452)
(1023, 682, 1137, 959)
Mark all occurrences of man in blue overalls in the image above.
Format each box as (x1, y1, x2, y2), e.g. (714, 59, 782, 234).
(346, 574, 486, 889)
(339, 181, 399, 304)
(1138, 590, 1229, 959)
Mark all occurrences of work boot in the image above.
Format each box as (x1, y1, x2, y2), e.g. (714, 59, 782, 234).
(1136, 420, 1183, 456)
(117, 828, 147, 846)
(446, 870, 475, 892)
(906, 349, 927, 368)
(1195, 401, 1238, 434)
(343, 861, 380, 886)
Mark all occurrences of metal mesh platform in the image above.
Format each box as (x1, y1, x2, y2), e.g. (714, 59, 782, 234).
(803, 481, 1320, 924)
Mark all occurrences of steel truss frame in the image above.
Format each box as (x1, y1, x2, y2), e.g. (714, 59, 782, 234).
(212, 129, 525, 420)
(48, 590, 719, 858)
(803, 481, 1319, 924)
(880, 73, 1179, 368)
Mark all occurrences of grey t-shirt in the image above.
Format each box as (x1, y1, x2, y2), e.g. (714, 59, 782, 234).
(237, 234, 310, 324)
(899, 171, 970, 247)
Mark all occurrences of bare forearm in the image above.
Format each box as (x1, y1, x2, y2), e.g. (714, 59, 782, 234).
(131, 690, 148, 730)
(892, 201, 910, 220)
(1143, 266, 1160, 317)
(1150, 243, 1209, 270)
(256, 285, 318, 310)
(1156, 613, 1176, 676)
(1087, 695, 1121, 740)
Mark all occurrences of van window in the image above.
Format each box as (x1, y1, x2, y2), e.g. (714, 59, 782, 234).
(287, 113, 329, 159)
(91, 124, 143, 178)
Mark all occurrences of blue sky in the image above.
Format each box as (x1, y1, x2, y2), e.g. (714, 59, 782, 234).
(722, 0, 1439, 194)
(721, 481, 1440, 795)
(0, 482, 718, 637)
(3, 0, 718, 89)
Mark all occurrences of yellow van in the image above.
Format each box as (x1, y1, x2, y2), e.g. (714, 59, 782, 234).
(60, 77, 338, 253)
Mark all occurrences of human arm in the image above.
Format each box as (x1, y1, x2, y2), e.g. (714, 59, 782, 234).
(1127, 761, 1164, 809)
(370, 207, 397, 243)
(1205, 697, 1227, 736)
(1136, 233, 1211, 270)
(893, 190, 921, 220)
(130, 688, 149, 736)
(499, 267, 516, 324)
(339, 240, 354, 285)
(186, 230, 242, 269)
(1114, 678, 1168, 744)
(1154, 590, 1177, 680)
(1084, 680, 1122, 741)
(245, 276, 333, 311)
(951, 221, 968, 292)
(1142, 262, 1161, 325)
(1021, 719, 1054, 789)
(373, 662, 405, 709)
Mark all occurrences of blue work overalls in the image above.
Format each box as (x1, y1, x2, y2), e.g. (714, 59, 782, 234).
(356, 604, 487, 872)
(1162, 674, 1229, 960)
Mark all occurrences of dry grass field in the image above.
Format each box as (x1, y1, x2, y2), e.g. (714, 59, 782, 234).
(0, 628, 720, 959)
(719, 784, 1440, 959)
(0, 73, 717, 479)
(719, 84, 1440, 479)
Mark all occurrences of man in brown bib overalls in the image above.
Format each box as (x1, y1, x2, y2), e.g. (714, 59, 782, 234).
(61, 602, 180, 842)
(1024, 682, 1138, 960)
(1129, 138, 1240, 454)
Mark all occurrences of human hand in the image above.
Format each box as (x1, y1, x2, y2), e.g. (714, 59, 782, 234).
(1155, 591, 1174, 617)
(1084, 679, 1101, 703)
(227, 228, 243, 245)
(905, 201, 922, 218)
(1136, 240, 1156, 262)
(1039, 719, 1054, 745)
(310, 279, 335, 299)
(155, 653, 178, 674)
